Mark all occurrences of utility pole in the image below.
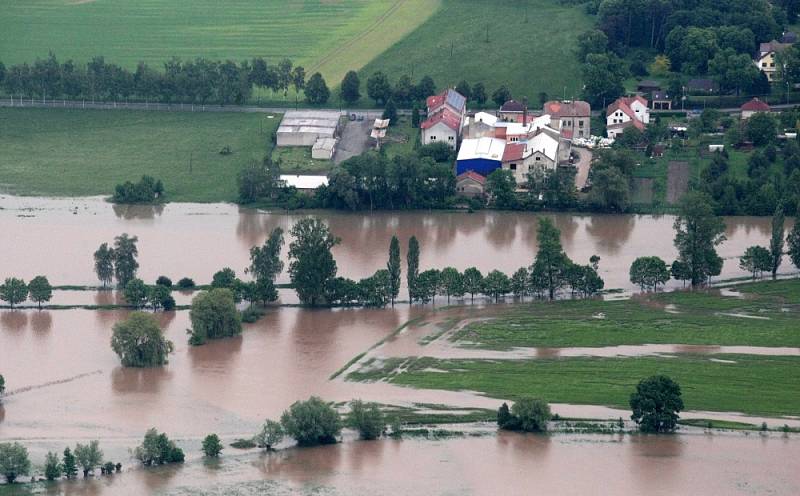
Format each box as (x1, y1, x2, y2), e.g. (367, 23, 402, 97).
(189, 152, 193, 174)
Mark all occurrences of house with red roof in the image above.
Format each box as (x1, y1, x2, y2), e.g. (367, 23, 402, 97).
(606, 95, 650, 138)
(740, 97, 771, 120)
(455, 170, 487, 198)
(542, 100, 591, 138)
(422, 88, 467, 149)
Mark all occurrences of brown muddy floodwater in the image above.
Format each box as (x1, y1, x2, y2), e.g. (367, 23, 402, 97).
(0, 195, 796, 291)
(1, 196, 799, 494)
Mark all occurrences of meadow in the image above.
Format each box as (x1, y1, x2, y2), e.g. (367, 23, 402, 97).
(358, 0, 592, 106)
(0, 107, 278, 202)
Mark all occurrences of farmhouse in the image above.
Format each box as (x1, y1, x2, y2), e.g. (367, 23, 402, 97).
(426, 88, 467, 117)
(606, 96, 649, 138)
(500, 130, 561, 183)
(543, 100, 591, 138)
(755, 40, 792, 82)
(741, 98, 771, 120)
(421, 108, 462, 149)
(456, 137, 506, 176)
(276, 110, 341, 147)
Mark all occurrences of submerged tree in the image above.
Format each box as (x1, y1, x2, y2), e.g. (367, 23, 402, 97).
(0, 442, 30, 483)
(27, 275, 52, 309)
(629, 375, 684, 433)
(406, 236, 420, 303)
(531, 218, 569, 300)
(629, 256, 670, 291)
(347, 399, 386, 440)
(387, 236, 401, 306)
(739, 246, 771, 279)
(111, 312, 174, 367)
(673, 192, 726, 287)
(74, 440, 103, 477)
(280, 396, 342, 447)
(255, 420, 284, 451)
(201, 434, 223, 458)
(462, 267, 483, 303)
(94, 243, 115, 287)
(188, 289, 242, 345)
(134, 428, 184, 466)
(288, 219, 340, 306)
(113, 233, 140, 287)
(0, 278, 27, 308)
(789, 206, 800, 270)
(769, 205, 785, 280)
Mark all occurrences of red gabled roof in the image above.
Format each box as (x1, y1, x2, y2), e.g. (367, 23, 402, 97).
(426, 93, 445, 111)
(608, 119, 645, 132)
(421, 108, 461, 131)
(543, 100, 591, 118)
(502, 143, 526, 162)
(607, 95, 648, 123)
(741, 97, 770, 112)
(457, 170, 486, 184)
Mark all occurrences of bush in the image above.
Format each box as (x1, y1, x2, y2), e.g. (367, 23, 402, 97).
(201, 434, 223, 457)
(0, 442, 30, 483)
(241, 305, 265, 323)
(346, 400, 386, 440)
(133, 428, 184, 466)
(497, 399, 551, 432)
(112, 175, 164, 204)
(229, 439, 257, 449)
(188, 288, 242, 345)
(0, 374, 4, 395)
(280, 397, 342, 446)
(177, 277, 196, 289)
(155, 276, 173, 287)
(255, 420, 284, 450)
(111, 312, 174, 367)
(44, 451, 62, 481)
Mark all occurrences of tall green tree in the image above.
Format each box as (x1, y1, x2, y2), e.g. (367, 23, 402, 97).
(62, 447, 78, 479)
(511, 398, 552, 432)
(347, 399, 386, 440)
(188, 289, 242, 345)
(113, 233, 139, 287)
(123, 278, 149, 308)
(0, 374, 4, 395)
(673, 192, 727, 287)
(94, 242, 114, 287)
(486, 169, 517, 209)
(255, 420, 284, 451)
(134, 429, 184, 466)
(366, 71, 392, 105)
(789, 206, 800, 269)
(0, 278, 27, 308)
(288, 219, 340, 306)
(0, 442, 30, 483)
(74, 440, 103, 477)
(249, 227, 285, 283)
(438, 267, 464, 304)
(482, 270, 511, 302)
(340, 70, 360, 104)
(531, 218, 570, 300)
(629, 375, 684, 433)
(462, 267, 483, 303)
(382, 98, 398, 123)
(491, 85, 511, 108)
(415, 269, 440, 304)
(629, 257, 670, 291)
(406, 236, 420, 303)
(304, 72, 330, 104)
(201, 434, 223, 458)
(511, 267, 529, 297)
(387, 236, 401, 306)
(769, 205, 785, 280)
(44, 451, 62, 481)
(111, 312, 174, 367)
(471, 82, 487, 105)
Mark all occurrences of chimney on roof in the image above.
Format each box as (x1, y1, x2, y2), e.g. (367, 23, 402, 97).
(523, 96, 528, 125)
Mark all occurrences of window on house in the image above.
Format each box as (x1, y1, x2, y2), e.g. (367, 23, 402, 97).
(762, 62, 768, 67)
(448, 136, 454, 140)
(510, 164, 517, 170)
(535, 156, 540, 161)
(579, 120, 584, 127)
(431, 136, 436, 141)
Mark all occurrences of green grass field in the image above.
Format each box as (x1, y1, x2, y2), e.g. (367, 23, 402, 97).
(0, 107, 278, 201)
(450, 282, 800, 349)
(0, 0, 435, 92)
(349, 354, 800, 417)
(358, 0, 592, 106)
(345, 280, 800, 417)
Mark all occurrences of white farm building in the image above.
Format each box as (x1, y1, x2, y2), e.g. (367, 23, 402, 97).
(276, 110, 341, 147)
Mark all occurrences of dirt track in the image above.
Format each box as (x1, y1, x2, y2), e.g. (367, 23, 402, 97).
(667, 161, 690, 204)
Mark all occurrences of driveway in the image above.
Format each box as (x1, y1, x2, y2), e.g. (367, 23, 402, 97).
(334, 115, 377, 164)
(572, 146, 593, 190)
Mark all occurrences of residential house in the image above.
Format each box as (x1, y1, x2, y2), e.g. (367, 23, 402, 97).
(543, 100, 591, 138)
(421, 108, 462, 149)
(426, 88, 467, 117)
(463, 111, 499, 139)
(740, 97, 771, 120)
(455, 171, 486, 198)
(651, 91, 672, 110)
(781, 31, 798, 44)
(606, 95, 649, 138)
(500, 130, 561, 183)
(456, 137, 506, 176)
(499, 99, 526, 121)
(756, 40, 792, 82)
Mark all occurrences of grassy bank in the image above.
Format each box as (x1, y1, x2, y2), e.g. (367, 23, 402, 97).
(348, 354, 800, 417)
(359, 0, 591, 105)
(452, 280, 800, 349)
(0, 107, 277, 201)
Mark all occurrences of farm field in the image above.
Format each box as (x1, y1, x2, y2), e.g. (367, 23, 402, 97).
(0, 107, 278, 202)
(0, 0, 436, 92)
(345, 279, 800, 417)
(358, 0, 592, 106)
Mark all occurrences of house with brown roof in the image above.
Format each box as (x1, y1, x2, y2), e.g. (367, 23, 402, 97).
(542, 100, 591, 138)
(455, 170, 486, 198)
(606, 95, 649, 138)
(756, 40, 792, 82)
(740, 98, 771, 120)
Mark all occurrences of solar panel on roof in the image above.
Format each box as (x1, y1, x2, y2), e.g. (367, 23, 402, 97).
(445, 90, 465, 112)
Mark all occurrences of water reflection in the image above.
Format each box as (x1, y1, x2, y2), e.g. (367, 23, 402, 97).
(111, 366, 173, 394)
(30, 311, 53, 335)
(112, 203, 165, 220)
(1, 310, 28, 332)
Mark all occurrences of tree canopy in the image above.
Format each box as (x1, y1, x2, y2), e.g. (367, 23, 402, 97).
(111, 312, 174, 367)
(629, 375, 684, 433)
(188, 288, 242, 345)
(673, 192, 726, 286)
(288, 219, 340, 306)
(280, 396, 342, 446)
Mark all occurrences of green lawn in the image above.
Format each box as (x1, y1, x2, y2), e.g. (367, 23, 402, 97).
(0, 107, 278, 201)
(273, 146, 332, 175)
(0, 0, 436, 91)
(358, 0, 591, 106)
(449, 281, 800, 349)
(348, 354, 800, 417)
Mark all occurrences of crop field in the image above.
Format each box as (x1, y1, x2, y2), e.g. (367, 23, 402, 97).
(0, 107, 278, 202)
(358, 0, 592, 106)
(0, 0, 436, 91)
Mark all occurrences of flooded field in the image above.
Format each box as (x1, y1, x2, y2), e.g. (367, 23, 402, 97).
(1, 196, 799, 494)
(0, 196, 796, 291)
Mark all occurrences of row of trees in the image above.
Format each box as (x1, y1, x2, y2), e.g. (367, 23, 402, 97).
(0, 440, 122, 484)
(739, 204, 800, 278)
(94, 234, 139, 287)
(0, 276, 52, 309)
